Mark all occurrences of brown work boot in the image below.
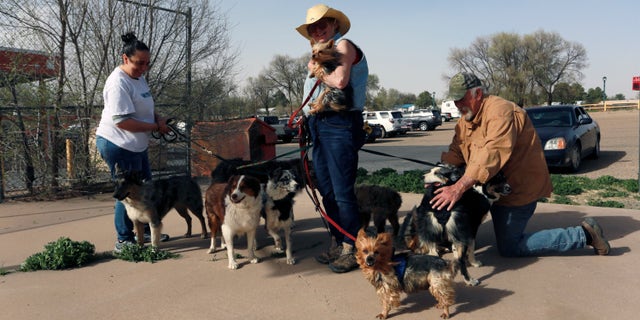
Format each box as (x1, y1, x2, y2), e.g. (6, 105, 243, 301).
(328, 243, 358, 273)
(315, 245, 343, 265)
(582, 217, 611, 255)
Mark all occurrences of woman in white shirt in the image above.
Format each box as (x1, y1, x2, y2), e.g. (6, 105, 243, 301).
(96, 32, 171, 253)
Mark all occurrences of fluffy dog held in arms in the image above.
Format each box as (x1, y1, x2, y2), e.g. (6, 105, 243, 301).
(307, 39, 353, 114)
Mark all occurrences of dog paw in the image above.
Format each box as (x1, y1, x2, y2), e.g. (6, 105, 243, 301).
(286, 258, 296, 265)
(228, 261, 239, 269)
(249, 258, 259, 264)
(465, 278, 480, 286)
(184, 233, 192, 238)
(206, 247, 215, 254)
(470, 260, 483, 267)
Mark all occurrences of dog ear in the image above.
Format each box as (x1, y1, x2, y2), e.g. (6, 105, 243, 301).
(269, 167, 282, 180)
(326, 39, 334, 47)
(309, 39, 316, 47)
(377, 232, 392, 245)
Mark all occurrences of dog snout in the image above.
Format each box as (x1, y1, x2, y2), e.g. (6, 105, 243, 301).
(365, 255, 376, 267)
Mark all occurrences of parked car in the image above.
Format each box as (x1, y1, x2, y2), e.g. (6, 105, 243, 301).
(441, 112, 453, 122)
(527, 105, 600, 172)
(278, 118, 298, 143)
(256, 116, 296, 143)
(362, 110, 410, 138)
(402, 109, 442, 131)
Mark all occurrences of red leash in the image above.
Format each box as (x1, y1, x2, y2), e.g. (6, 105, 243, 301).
(287, 79, 356, 242)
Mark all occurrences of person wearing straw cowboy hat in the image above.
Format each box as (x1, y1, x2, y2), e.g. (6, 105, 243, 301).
(297, 4, 369, 273)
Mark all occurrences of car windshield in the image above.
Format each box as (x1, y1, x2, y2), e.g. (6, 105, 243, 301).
(528, 109, 573, 127)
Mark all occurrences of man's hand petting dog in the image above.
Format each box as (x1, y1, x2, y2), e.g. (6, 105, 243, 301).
(430, 176, 477, 211)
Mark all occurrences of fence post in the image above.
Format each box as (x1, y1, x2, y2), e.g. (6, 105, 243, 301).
(66, 138, 74, 180)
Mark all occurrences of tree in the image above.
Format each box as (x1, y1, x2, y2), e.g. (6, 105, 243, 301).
(415, 91, 435, 109)
(448, 30, 588, 106)
(524, 30, 587, 105)
(0, 0, 237, 191)
(262, 54, 307, 115)
(585, 87, 604, 104)
(366, 73, 380, 107)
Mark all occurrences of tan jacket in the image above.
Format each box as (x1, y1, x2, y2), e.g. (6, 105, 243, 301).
(441, 95, 552, 206)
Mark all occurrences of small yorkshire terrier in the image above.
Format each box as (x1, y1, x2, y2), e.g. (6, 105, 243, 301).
(355, 229, 457, 319)
(308, 39, 353, 114)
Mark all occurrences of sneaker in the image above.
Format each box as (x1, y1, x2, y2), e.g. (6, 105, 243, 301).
(135, 233, 170, 243)
(582, 217, 611, 255)
(114, 240, 136, 254)
(315, 245, 343, 264)
(328, 252, 359, 273)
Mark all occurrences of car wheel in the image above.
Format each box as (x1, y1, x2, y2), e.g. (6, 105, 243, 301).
(569, 144, 581, 172)
(419, 122, 428, 131)
(380, 127, 387, 139)
(589, 137, 600, 159)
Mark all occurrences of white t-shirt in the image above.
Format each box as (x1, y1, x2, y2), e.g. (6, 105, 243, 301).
(96, 67, 155, 152)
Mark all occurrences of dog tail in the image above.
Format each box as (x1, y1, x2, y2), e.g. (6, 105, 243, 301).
(395, 206, 416, 251)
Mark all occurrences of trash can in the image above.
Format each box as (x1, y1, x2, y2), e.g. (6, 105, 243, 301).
(190, 118, 277, 177)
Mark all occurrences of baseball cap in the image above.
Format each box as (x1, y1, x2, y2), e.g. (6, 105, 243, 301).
(449, 72, 482, 101)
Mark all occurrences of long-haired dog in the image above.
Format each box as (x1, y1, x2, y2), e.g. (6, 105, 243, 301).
(308, 39, 353, 114)
(355, 229, 457, 319)
(400, 164, 511, 286)
(113, 170, 206, 249)
(262, 167, 302, 265)
(205, 174, 263, 269)
(356, 184, 402, 236)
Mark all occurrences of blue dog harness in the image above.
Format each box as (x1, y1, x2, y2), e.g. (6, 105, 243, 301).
(392, 254, 407, 284)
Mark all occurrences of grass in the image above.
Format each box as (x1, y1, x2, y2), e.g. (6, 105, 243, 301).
(357, 168, 638, 209)
(113, 244, 179, 263)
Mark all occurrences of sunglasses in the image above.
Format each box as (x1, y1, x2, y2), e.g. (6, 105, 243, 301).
(307, 18, 334, 34)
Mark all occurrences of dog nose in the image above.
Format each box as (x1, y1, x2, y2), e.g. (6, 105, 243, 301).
(365, 256, 375, 266)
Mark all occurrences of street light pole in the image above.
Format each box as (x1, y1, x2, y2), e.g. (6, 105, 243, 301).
(602, 76, 607, 111)
(432, 91, 436, 108)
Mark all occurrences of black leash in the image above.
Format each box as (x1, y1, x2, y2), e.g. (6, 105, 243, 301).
(359, 147, 443, 168)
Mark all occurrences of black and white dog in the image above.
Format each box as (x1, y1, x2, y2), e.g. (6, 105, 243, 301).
(261, 167, 302, 265)
(400, 164, 511, 286)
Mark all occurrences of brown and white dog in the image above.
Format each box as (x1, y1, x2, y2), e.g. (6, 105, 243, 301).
(205, 174, 264, 269)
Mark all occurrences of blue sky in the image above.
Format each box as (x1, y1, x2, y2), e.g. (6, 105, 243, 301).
(218, 0, 640, 102)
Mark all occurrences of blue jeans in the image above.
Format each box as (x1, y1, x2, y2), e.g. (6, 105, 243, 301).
(308, 111, 365, 246)
(96, 136, 151, 242)
(490, 201, 587, 257)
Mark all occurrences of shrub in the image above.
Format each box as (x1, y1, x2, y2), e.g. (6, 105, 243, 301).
(587, 199, 624, 208)
(20, 237, 95, 271)
(115, 244, 178, 263)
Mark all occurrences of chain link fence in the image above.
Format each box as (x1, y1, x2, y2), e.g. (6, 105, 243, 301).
(0, 1, 193, 201)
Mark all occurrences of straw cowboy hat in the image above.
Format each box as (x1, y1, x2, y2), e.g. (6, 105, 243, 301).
(296, 4, 350, 40)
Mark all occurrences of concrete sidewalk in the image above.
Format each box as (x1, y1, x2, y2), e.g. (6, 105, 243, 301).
(0, 192, 638, 319)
